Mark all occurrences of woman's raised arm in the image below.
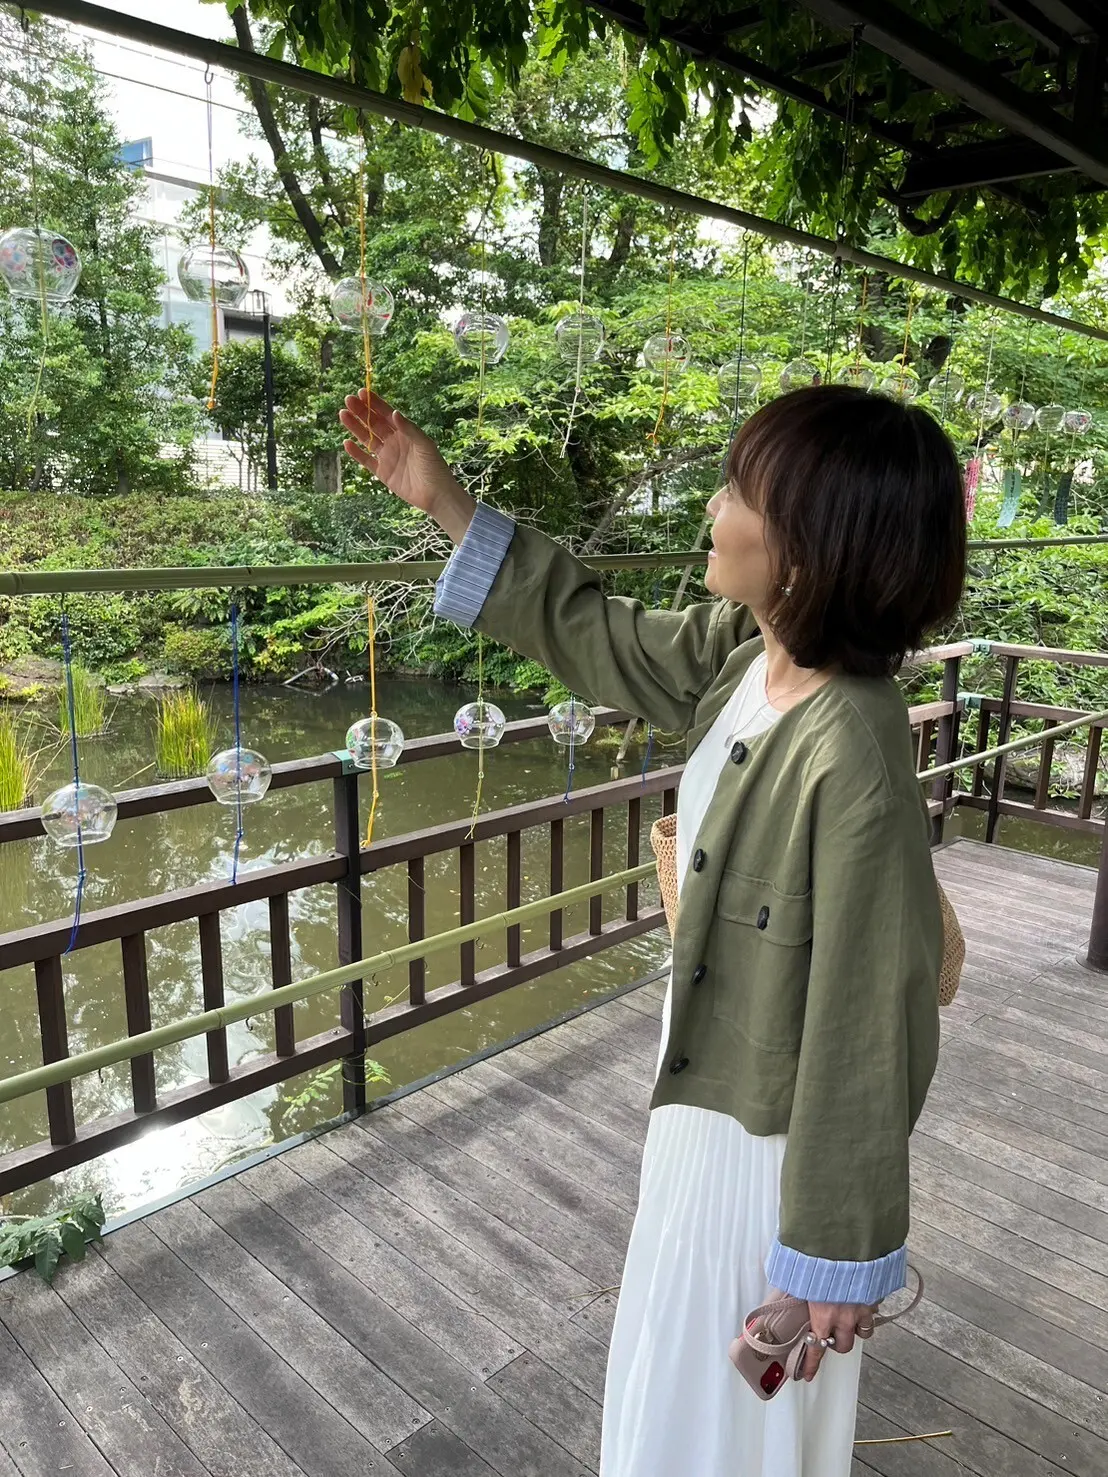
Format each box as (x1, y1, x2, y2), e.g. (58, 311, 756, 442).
(339, 390, 757, 733)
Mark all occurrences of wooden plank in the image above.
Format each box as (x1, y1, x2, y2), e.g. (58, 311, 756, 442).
(589, 809, 604, 935)
(858, 1355, 1071, 1477)
(191, 1178, 590, 1477)
(866, 1323, 1108, 1477)
(408, 855, 426, 1005)
(0, 1271, 209, 1477)
(238, 1154, 521, 1379)
(853, 1404, 971, 1477)
(493, 1036, 649, 1146)
(286, 1137, 610, 1400)
(431, 1057, 643, 1191)
(485, 1351, 603, 1470)
(925, 1070, 1108, 1165)
(50, 1250, 311, 1477)
(505, 831, 521, 969)
(459, 842, 476, 987)
(0, 1321, 117, 1477)
(146, 1196, 428, 1453)
(357, 1105, 626, 1288)
(269, 894, 295, 1058)
(549, 818, 563, 952)
(99, 1220, 404, 1477)
(198, 911, 229, 1084)
(387, 1421, 500, 1477)
(1079, 724, 1103, 820)
(120, 932, 156, 1114)
(341, 1115, 610, 1301)
(912, 1129, 1108, 1248)
(34, 954, 75, 1145)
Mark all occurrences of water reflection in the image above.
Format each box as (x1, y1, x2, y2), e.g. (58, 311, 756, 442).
(2, 679, 670, 1217)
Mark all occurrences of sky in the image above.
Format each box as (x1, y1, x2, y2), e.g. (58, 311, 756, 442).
(72, 1, 260, 181)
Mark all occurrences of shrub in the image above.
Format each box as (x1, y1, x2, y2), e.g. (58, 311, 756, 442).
(0, 712, 39, 809)
(58, 664, 108, 738)
(155, 689, 216, 779)
(163, 627, 230, 681)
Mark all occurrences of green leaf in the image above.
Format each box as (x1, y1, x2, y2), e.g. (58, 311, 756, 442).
(34, 1233, 62, 1285)
(60, 1222, 88, 1264)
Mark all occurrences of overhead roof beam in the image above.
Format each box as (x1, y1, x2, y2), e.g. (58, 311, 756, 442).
(21, 0, 1108, 342)
(795, 0, 1108, 184)
(899, 137, 1078, 195)
(587, 0, 924, 156)
(988, 0, 1071, 52)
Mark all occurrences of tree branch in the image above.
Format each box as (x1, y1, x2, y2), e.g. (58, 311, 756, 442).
(308, 94, 347, 231)
(231, 8, 341, 277)
(580, 446, 718, 552)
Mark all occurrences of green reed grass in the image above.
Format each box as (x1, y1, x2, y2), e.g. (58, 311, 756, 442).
(57, 663, 108, 738)
(155, 688, 215, 779)
(0, 711, 39, 811)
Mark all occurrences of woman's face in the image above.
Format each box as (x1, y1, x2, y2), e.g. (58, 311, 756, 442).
(704, 481, 775, 611)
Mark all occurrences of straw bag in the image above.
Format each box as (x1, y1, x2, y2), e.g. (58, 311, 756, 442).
(649, 812, 964, 1007)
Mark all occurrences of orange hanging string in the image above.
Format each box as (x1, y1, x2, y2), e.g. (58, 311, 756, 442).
(854, 273, 869, 364)
(364, 592, 380, 847)
(357, 120, 373, 444)
(649, 235, 679, 444)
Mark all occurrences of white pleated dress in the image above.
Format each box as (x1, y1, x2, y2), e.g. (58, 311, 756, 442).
(600, 653, 863, 1477)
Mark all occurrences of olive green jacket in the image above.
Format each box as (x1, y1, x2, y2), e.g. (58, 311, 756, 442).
(446, 512, 941, 1291)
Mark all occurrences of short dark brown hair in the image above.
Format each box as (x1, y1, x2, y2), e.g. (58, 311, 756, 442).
(726, 385, 966, 677)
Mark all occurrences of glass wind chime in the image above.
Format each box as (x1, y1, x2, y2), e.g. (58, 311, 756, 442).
(206, 604, 271, 881)
(778, 255, 821, 391)
(556, 185, 605, 454)
(40, 616, 119, 953)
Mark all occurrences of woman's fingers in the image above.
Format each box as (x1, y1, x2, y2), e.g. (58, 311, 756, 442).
(339, 396, 382, 448)
(342, 437, 377, 473)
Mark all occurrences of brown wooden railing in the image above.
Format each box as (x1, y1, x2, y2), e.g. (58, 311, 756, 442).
(1, 643, 1106, 1196)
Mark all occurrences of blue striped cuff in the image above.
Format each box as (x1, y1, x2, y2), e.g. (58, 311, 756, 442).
(433, 502, 517, 628)
(765, 1238, 907, 1305)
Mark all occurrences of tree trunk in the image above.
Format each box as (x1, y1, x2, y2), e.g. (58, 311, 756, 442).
(536, 171, 564, 267)
(314, 330, 341, 495)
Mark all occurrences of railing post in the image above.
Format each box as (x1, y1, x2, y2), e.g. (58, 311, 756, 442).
(931, 654, 962, 846)
(986, 655, 1020, 844)
(333, 770, 367, 1116)
(1088, 825, 1108, 973)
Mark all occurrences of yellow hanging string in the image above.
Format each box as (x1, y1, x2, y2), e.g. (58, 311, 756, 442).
(649, 235, 679, 444)
(204, 67, 220, 411)
(899, 288, 917, 367)
(476, 229, 489, 433)
(357, 117, 374, 444)
(467, 632, 485, 840)
(853, 274, 869, 365)
(364, 592, 381, 847)
(22, 14, 50, 440)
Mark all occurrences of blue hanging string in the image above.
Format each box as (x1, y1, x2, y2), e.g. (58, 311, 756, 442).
(61, 612, 86, 956)
(231, 601, 244, 884)
(563, 695, 577, 803)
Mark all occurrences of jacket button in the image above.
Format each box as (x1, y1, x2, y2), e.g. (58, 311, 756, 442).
(669, 1055, 689, 1075)
(691, 964, 707, 985)
(756, 905, 770, 930)
(692, 848, 707, 873)
(730, 740, 748, 765)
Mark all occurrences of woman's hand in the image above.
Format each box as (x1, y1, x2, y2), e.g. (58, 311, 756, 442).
(338, 389, 477, 544)
(801, 1301, 876, 1381)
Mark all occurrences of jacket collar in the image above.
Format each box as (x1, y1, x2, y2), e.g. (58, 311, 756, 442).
(686, 638, 766, 757)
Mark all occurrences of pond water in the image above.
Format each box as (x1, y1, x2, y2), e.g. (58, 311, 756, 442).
(2, 679, 1101, 1223)
(1, 680, 673, 1218)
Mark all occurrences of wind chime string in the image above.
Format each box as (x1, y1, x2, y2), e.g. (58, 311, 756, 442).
(467, 632, 486, 839)
(22, 10, 51, 439)
(649, 233, 679, 444)
(561, 184, 591, 457)
(853, 274, 869, 366)
(230, 601, 245, 884)
(965, 316, 998, 522)
(204, 66, 220, 412)
(61, 611, 86, 956)
(564, 696, 578, 804)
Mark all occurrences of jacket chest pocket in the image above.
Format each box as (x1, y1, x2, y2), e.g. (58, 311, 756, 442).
(710, 869, 812, 1052)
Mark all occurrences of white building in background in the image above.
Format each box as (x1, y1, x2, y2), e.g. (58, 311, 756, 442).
(120, 136, 293, 352)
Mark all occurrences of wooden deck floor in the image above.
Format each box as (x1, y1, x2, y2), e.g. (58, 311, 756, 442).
(1, 836, 1106, 1477)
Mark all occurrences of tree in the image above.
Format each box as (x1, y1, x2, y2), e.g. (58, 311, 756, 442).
(0, 11, 198, 496)
(230, 0, 1108, 297)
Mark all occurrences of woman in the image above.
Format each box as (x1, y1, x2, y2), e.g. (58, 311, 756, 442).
(339, 384, 966, 1477)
